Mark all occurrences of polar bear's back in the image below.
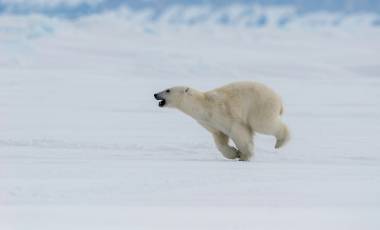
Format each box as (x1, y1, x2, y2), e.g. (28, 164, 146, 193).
(207, 81, 283, 127)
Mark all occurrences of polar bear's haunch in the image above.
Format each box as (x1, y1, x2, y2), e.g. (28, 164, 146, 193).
(154, 81, 290, 161)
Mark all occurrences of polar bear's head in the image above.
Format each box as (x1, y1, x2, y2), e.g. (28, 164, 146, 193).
(154, 86, 190, 108)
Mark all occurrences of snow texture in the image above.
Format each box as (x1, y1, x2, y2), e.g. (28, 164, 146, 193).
(1, 7, 380, 230)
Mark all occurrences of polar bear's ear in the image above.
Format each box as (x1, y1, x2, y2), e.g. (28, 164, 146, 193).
(184, 88, 189, 93)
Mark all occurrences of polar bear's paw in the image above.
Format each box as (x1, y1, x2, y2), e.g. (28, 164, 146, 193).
(275, 138, 286, 149)
(238, 155, 251, 161)
(223, 149, 240, 160)
(237, 150, 252, 161)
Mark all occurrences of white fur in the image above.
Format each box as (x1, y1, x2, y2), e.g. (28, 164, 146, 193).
(156, 81, 290, 161)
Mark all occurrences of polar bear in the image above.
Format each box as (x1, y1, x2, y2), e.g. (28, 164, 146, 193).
(154, 81, 289, 161)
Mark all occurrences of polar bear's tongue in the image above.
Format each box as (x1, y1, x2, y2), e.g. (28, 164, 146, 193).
(159, 99, 166, 107)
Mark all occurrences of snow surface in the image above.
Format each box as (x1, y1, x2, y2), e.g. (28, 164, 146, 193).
(1, 8, 380, 230)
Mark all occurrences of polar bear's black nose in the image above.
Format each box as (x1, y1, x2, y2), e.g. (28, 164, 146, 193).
(154, 93, 159, 99)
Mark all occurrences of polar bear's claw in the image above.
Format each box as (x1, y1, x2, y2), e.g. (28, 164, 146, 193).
(275, 139, 284, 149)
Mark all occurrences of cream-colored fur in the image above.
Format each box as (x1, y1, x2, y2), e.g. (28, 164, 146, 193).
(154, 81, 290, 161)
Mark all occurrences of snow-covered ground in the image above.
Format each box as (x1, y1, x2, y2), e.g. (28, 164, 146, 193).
(1, 8, 380, 230)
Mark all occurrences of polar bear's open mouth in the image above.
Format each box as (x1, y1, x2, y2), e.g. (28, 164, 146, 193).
(154, 92, 166, 107)
(158, 99, 166, 107)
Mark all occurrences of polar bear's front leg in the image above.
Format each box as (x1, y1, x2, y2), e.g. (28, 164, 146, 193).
(230, 124, 254, 161)
(212, 132, 240, 160)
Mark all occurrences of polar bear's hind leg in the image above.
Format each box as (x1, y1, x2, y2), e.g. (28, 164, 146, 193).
(274, 121, 290, 149)
(252, 117, 289, 149)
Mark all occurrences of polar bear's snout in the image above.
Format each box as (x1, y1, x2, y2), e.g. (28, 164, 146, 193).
(154, 86, 190, 108)
(154, 91, 167, 107)
(153, 93, 161, 100)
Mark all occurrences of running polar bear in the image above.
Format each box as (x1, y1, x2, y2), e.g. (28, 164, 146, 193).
(154, 81, 290, 161)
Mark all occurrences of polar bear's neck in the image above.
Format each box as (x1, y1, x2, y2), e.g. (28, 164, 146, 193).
(177, 90, 211, 121)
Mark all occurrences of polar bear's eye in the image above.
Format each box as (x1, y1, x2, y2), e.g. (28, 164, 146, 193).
(166, 89, 170, 93)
